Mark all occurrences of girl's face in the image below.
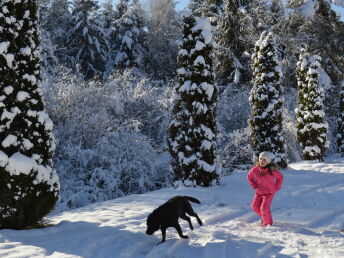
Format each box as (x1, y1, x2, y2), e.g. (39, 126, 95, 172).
(259, 158, 268, 167)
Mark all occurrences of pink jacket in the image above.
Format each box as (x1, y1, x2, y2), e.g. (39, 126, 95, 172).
(247, 165, 283, 195)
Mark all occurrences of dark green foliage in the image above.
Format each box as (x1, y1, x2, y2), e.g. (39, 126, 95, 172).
(169, 15, 196, 185)
(295, 48, 308, 152)
(0, 0, 59, 229)
(248, 31, 287, 168)
(0, 170, 57, 229)
(169, 15, 218, 186)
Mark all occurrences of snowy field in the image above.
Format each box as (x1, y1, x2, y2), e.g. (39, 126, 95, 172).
(1, 156, 344, 258)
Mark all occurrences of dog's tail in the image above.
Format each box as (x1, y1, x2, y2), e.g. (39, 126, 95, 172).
(184, 196, 201, 204)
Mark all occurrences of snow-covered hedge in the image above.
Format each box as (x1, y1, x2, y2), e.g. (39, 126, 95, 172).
(43, 67, 171, 211)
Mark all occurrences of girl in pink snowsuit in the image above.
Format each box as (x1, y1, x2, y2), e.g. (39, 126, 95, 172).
(247, 151, 283, 226)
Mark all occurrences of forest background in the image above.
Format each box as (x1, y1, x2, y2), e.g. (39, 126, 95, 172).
(34, 0, 344, 212)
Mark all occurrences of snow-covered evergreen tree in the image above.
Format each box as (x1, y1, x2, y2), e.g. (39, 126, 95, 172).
(189, 0, 204, 17)
(0, 0, 59, 229)
(295, 48, 309, 153)
(43, 0, 72, 62)
(286, 0, 344, 115)
(144, 0, 180, 78)
(114, 0, 130, 20)
(114, 0, 145, 72)
(67, 0, 109, 78)
(295, 54, 329, 160)
(338, 81, 344, 154)
(249, 31, 287, 168)
(169, 15, 218, 186)
(101, 0, 118, 62)
(189, 0, 222, 23)
(102, 0, 116, 30)
(217, 0, 252, 84)
(169, 15, 195, 186)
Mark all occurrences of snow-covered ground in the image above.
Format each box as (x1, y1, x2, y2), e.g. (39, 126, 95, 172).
(1, 156, 344, 258)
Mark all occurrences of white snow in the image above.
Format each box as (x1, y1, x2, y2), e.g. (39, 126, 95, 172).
(20, 47, 31, 56)
(23, 74, 37, 85)
(192, 18, 212, 45)
(5, 53, 14, 68)
(122, 35, 133, 50)
(178, 49, 188, 56)
(0, 41, 10, 55)
(22, 139, 34, 150)
(193, 55, 205, 66)
(4, 86, 13, 95)
(0, 150, 9, 166)
(1, 157, 344, 257)
(6, 152, 36, 176)
(16, 91, 30, 102)
(299, 0, 316, 18)
(195, 40, 206, 51)
(1, 134, 17, 148)
(200, 82, 214, 100)
(3, 152, 59, 191)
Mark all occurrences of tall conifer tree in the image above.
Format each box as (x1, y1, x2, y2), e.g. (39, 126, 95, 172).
(169, 15, 218, 186)
(0, 0, 59, 229)
(296, 54, 329, 160)
(249, 31, 287, 168)
(217, 0, 251, 84)
(114, 0, 145, 71)
(68, 0, 109, 78)
(295, 48, 309, 154)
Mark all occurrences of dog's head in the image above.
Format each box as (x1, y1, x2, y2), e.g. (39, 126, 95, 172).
(146, 211, 160, 235)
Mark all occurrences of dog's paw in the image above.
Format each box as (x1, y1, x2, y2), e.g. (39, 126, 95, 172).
(157, 240, 165, 245)
(182, 235, 189, 239)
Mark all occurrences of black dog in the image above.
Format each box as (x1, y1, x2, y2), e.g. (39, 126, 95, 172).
(146, 195, 203, 244)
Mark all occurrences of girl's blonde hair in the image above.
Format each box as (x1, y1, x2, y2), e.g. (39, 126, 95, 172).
(255, 160, 273, 176)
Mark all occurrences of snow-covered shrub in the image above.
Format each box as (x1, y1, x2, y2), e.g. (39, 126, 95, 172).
(217, 127, 253, 174)
(106, 69, 173, 147)
(42, 66, 171, 210)
(283, 107, 302, 163)
(57, 130, 167, 210)
(217, 84, 250, 132)
(282, 88, 302, 162)
(43, 66, 115, 148)
(0, 0, 59, 229)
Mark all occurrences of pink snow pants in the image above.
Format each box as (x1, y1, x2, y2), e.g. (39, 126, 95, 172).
(251, 192, 274, 226)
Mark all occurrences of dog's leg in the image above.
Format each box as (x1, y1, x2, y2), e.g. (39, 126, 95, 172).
(174, 223, 189, 239)
(157, 228, 167, 245)
(185, 203, 203, 226)
(180, 213, 193, 230)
